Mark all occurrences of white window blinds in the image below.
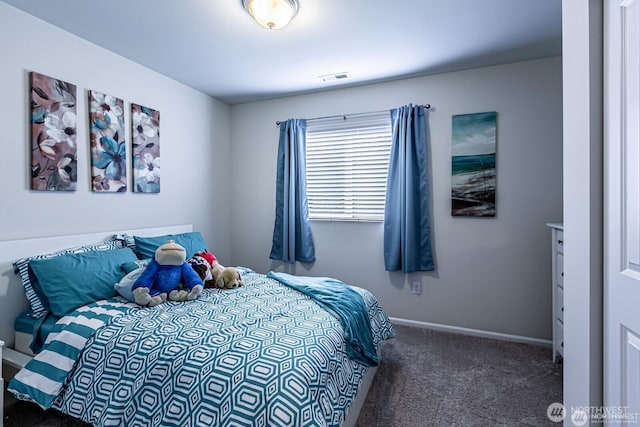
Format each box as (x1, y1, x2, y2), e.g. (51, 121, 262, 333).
(305, 112, 392, 221)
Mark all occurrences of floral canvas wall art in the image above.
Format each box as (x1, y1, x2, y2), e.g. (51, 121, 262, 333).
(451, 111, 497, 217)
(30, 72, 77, 191)
(131, 103, 160, 193)
(89, 91, 126, 192)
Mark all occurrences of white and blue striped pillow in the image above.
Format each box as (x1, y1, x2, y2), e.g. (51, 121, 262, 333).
(13, 239, 126, 318)
(112, 233, 136, 251)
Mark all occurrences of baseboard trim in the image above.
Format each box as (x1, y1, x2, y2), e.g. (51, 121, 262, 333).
(389, 317, 552, 347)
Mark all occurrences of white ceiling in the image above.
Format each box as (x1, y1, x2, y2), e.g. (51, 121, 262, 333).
(1, 0, 562, 105)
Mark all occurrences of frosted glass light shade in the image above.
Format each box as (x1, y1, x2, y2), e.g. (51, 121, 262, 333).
(242, 0, 299, 30)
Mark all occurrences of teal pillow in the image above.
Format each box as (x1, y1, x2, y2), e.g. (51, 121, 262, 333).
(29, 247, 138, 316)
(13, 239, 127, 318)
(133, 232, 208, 259)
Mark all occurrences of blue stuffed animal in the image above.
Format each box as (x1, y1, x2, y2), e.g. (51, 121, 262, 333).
(131, 240, 203, 306)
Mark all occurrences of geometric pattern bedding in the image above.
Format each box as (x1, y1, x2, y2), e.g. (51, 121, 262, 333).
(10, 268, 395, 427)
(9, 300, 138, 407)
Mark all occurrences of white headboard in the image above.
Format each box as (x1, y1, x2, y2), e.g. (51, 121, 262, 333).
(0, 224, 193, 348)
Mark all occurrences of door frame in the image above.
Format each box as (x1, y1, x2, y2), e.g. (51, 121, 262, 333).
(561, 0, 604, 422)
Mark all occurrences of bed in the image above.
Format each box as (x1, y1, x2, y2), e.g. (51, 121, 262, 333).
(0, 225, 394, 427)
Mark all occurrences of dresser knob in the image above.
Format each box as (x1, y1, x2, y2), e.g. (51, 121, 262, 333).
(558, 240, 563, 245)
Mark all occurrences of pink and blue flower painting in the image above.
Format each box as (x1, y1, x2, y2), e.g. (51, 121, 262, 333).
(30, 71, 77, 191)
(89, 90, 126, 192)
(131, 103, 160, 193)
(451, 111, 497, 217)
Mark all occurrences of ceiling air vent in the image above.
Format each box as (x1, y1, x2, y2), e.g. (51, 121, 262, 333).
(319, 72, 351, 82)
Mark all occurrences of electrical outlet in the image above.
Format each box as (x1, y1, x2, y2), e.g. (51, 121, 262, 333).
(411, 281, 422, 295)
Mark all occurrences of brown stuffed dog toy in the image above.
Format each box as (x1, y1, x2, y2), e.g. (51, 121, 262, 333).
(187, 250, 244, 290)
(215, 266, 244, 289)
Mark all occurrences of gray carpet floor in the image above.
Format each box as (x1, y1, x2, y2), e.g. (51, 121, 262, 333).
(3, 325, 562, 426)
(355, 325, 562, 427)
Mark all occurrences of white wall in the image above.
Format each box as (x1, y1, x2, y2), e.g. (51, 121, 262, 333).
(230, 57, 563, 341)
(0, 3, 232, 261)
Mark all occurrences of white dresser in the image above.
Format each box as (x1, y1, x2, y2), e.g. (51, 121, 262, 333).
(547, 223, 564, 363)
(1, 339, 4, 426)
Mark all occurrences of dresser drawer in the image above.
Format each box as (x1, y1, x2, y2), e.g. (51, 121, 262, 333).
(556, 319, 564, 356)
(556, 285, 564, 323)
(556, 253, 564, 288)
(555, 230, 564, 253)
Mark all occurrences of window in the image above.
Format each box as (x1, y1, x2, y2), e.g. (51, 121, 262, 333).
(305, 112, 392, 221)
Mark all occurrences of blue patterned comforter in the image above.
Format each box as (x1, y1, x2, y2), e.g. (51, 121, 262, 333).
(267, 271, 379, 367)
(10, 269, 394, 427)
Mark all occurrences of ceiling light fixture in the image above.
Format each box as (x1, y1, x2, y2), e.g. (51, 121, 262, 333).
(242, 0, 299, 30)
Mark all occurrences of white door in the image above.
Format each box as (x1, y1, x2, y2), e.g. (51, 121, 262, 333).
(605, 0, 640, 423)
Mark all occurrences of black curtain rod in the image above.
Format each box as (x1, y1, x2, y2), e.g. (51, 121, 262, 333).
(275, 104, 431, 126)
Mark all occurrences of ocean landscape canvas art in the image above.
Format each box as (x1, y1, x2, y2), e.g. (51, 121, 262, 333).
(451, 111, 496, 217)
